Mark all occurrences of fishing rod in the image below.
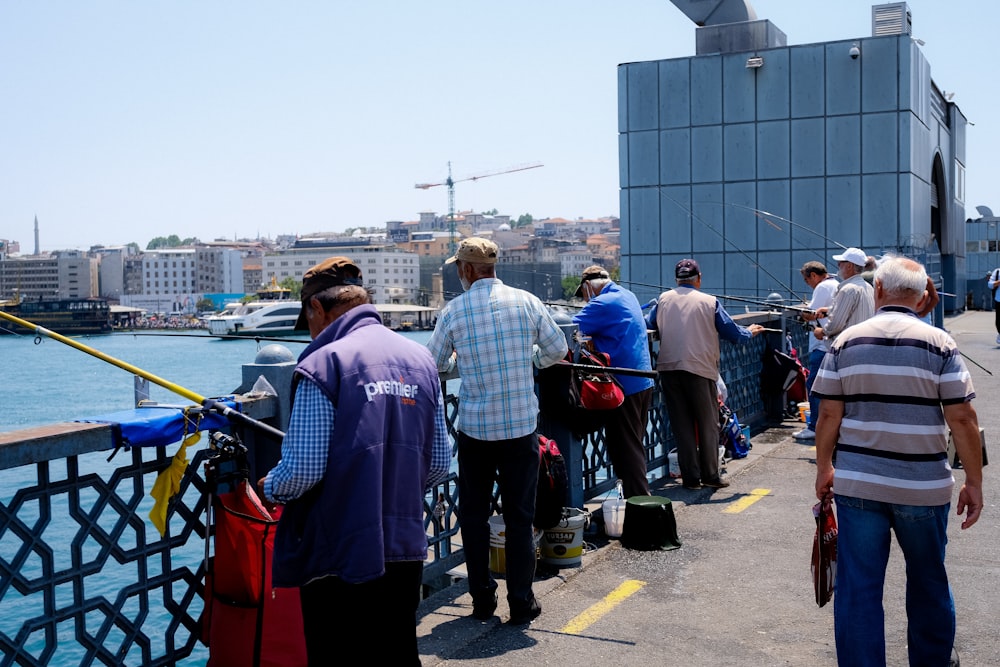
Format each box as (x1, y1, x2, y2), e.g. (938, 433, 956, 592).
(620, 278, 813, 314)
(960, 351, 993, 376)
(657, 189, 809, 303)
(0, 310, 286, 439)
(698, 201, 849, 252)
(119, 331, 311, 344)
(557, 360, 657, 379)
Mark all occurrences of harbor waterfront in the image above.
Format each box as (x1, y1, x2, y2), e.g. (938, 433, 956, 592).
(2, 313, 995, 665)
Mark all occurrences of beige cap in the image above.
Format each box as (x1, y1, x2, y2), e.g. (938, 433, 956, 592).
(445, 237, 499, 265)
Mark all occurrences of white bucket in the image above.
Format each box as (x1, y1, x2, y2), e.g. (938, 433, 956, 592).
(670, 447, 725, 475)
(488, 515, 506, 574)
(668, 448, 681, 478)
(602, 498, 626, 538)
(540, 508, 588, 567)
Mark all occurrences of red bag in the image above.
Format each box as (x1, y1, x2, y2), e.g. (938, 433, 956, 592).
(811, 497, 838, 608)
(202, 480, 308, 667)
(575, 348, 625, 411)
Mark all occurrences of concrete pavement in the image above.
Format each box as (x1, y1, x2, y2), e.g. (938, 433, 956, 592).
(416, 310, 999, 667)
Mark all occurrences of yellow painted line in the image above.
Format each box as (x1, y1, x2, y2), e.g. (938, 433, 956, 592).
(722, 487, 771, 514)
(559, 579, 647, 635)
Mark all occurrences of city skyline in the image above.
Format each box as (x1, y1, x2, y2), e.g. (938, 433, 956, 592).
(4, 1, 999, 252)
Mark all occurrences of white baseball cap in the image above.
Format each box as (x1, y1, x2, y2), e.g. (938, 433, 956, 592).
(831, 247, 867, 267)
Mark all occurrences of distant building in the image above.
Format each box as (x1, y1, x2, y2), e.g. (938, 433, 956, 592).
(620, 2, 964, 319)
(195, 246, 244, 294)
(142, 249, 197, 296)
(965, 206, 1000, 309)
(0, 251, 100, 301)
(263, 238, 421, 305)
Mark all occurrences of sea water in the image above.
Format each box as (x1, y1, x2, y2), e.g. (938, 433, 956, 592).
(0, 329, 435, 666)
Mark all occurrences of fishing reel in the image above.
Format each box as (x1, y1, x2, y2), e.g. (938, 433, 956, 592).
(204, 431, 250, 494)
(208, 431, 246, 457)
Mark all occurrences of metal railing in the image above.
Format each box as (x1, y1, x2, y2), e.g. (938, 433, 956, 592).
(0, 312, 797, 665)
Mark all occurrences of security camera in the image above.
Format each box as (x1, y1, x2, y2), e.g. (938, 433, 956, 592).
(849, 45, 860, 60)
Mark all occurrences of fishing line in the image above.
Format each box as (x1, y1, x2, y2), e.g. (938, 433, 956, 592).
(698, 201, 849, 252)
(656, 189, 808, 302)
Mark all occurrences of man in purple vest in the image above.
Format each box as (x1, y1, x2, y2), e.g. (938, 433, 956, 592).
(259, 257, 451, 666)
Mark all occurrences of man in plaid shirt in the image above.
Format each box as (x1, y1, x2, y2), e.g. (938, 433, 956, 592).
(428, 237, 568, 626)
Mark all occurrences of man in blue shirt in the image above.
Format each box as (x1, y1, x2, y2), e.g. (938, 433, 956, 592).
(428, 237, 567, 626)
(572, 266, 654, 498)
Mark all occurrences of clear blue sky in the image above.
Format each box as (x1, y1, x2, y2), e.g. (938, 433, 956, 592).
(2, 1, 997, 252)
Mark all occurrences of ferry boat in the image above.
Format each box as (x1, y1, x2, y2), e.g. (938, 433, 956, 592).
(205, 277, 302, 337)
(0, 296, 112, 335)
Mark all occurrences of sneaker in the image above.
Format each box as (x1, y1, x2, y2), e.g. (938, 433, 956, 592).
(794, 428, 816, 441)
(702, 478, 730, 489)
(472, 593, 498, 621)
(996, 334, 1000, 345)
(507, 597, 542, 625)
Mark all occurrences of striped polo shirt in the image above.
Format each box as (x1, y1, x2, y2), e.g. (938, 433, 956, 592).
(811, 306, 975, 506)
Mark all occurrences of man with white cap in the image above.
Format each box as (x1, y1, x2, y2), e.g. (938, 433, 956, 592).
(428, 237, 568, 626)
(815, 247, 875, 343)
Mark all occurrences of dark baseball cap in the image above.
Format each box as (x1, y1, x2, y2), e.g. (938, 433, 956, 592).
(675, 258, 700, 279)
(294, 256, 364, 330)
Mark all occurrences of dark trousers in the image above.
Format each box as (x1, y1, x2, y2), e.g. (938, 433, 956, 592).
(603, 387, 653, 498)
(457, 431, 539, 610)
(659, 370, 721, 485)
(299, 560, 424, 667)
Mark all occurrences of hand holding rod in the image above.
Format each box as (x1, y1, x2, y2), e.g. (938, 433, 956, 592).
(0, 310, 286, 439)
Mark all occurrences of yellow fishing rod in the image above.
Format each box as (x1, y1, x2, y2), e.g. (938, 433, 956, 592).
(0, 309, 286, 439)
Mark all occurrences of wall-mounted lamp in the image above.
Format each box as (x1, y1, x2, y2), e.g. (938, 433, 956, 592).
(745, 56, 764, 69)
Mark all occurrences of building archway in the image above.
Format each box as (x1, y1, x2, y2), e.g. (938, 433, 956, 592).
(930, 154, 946, 254)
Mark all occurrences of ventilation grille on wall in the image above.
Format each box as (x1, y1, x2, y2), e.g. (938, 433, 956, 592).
(872, 2, 912, 36)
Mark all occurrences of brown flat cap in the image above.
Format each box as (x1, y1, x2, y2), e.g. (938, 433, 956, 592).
(445, 237, 498, 265)
(294, 256, 363, 330)
(574, 265, 610, 298)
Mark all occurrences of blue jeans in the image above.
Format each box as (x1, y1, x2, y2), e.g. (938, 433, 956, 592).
(833, 495, 955, 667)
(806, 348, 825, 430)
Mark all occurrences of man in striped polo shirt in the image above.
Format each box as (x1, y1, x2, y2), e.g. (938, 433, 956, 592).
(813, 255, 983, 667)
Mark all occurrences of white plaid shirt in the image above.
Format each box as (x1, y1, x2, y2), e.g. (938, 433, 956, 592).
(427, 278, 568, 441)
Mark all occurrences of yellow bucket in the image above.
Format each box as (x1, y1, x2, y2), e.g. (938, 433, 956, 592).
(488, 515, 506, 574)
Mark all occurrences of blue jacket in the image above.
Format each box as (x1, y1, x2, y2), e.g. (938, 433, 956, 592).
(272, 305, 441, 586)
(572, 282, 654, 396)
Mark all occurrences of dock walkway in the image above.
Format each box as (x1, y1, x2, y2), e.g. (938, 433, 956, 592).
(415, 310, 1000, 666)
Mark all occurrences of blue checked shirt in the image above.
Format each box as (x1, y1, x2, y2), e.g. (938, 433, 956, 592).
(263, 378, 452, 503)
(427, 278, 568, 441)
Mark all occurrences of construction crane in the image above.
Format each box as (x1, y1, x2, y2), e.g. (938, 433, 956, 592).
(415, 161, 543, 254)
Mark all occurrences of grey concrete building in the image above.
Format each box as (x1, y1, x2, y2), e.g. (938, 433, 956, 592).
(619, 2, 966, 313)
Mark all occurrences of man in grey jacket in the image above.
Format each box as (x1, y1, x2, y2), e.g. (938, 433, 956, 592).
(814, 247, 875, 342)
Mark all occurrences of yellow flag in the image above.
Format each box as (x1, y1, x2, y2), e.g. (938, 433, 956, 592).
(148, 431, 200, 537)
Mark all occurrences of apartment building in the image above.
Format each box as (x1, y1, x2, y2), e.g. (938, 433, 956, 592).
(0, 252, 99, 301)
(263, 238, 421, 304)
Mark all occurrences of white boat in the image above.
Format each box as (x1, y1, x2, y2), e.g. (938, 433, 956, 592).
(205, 278, 302, 337)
